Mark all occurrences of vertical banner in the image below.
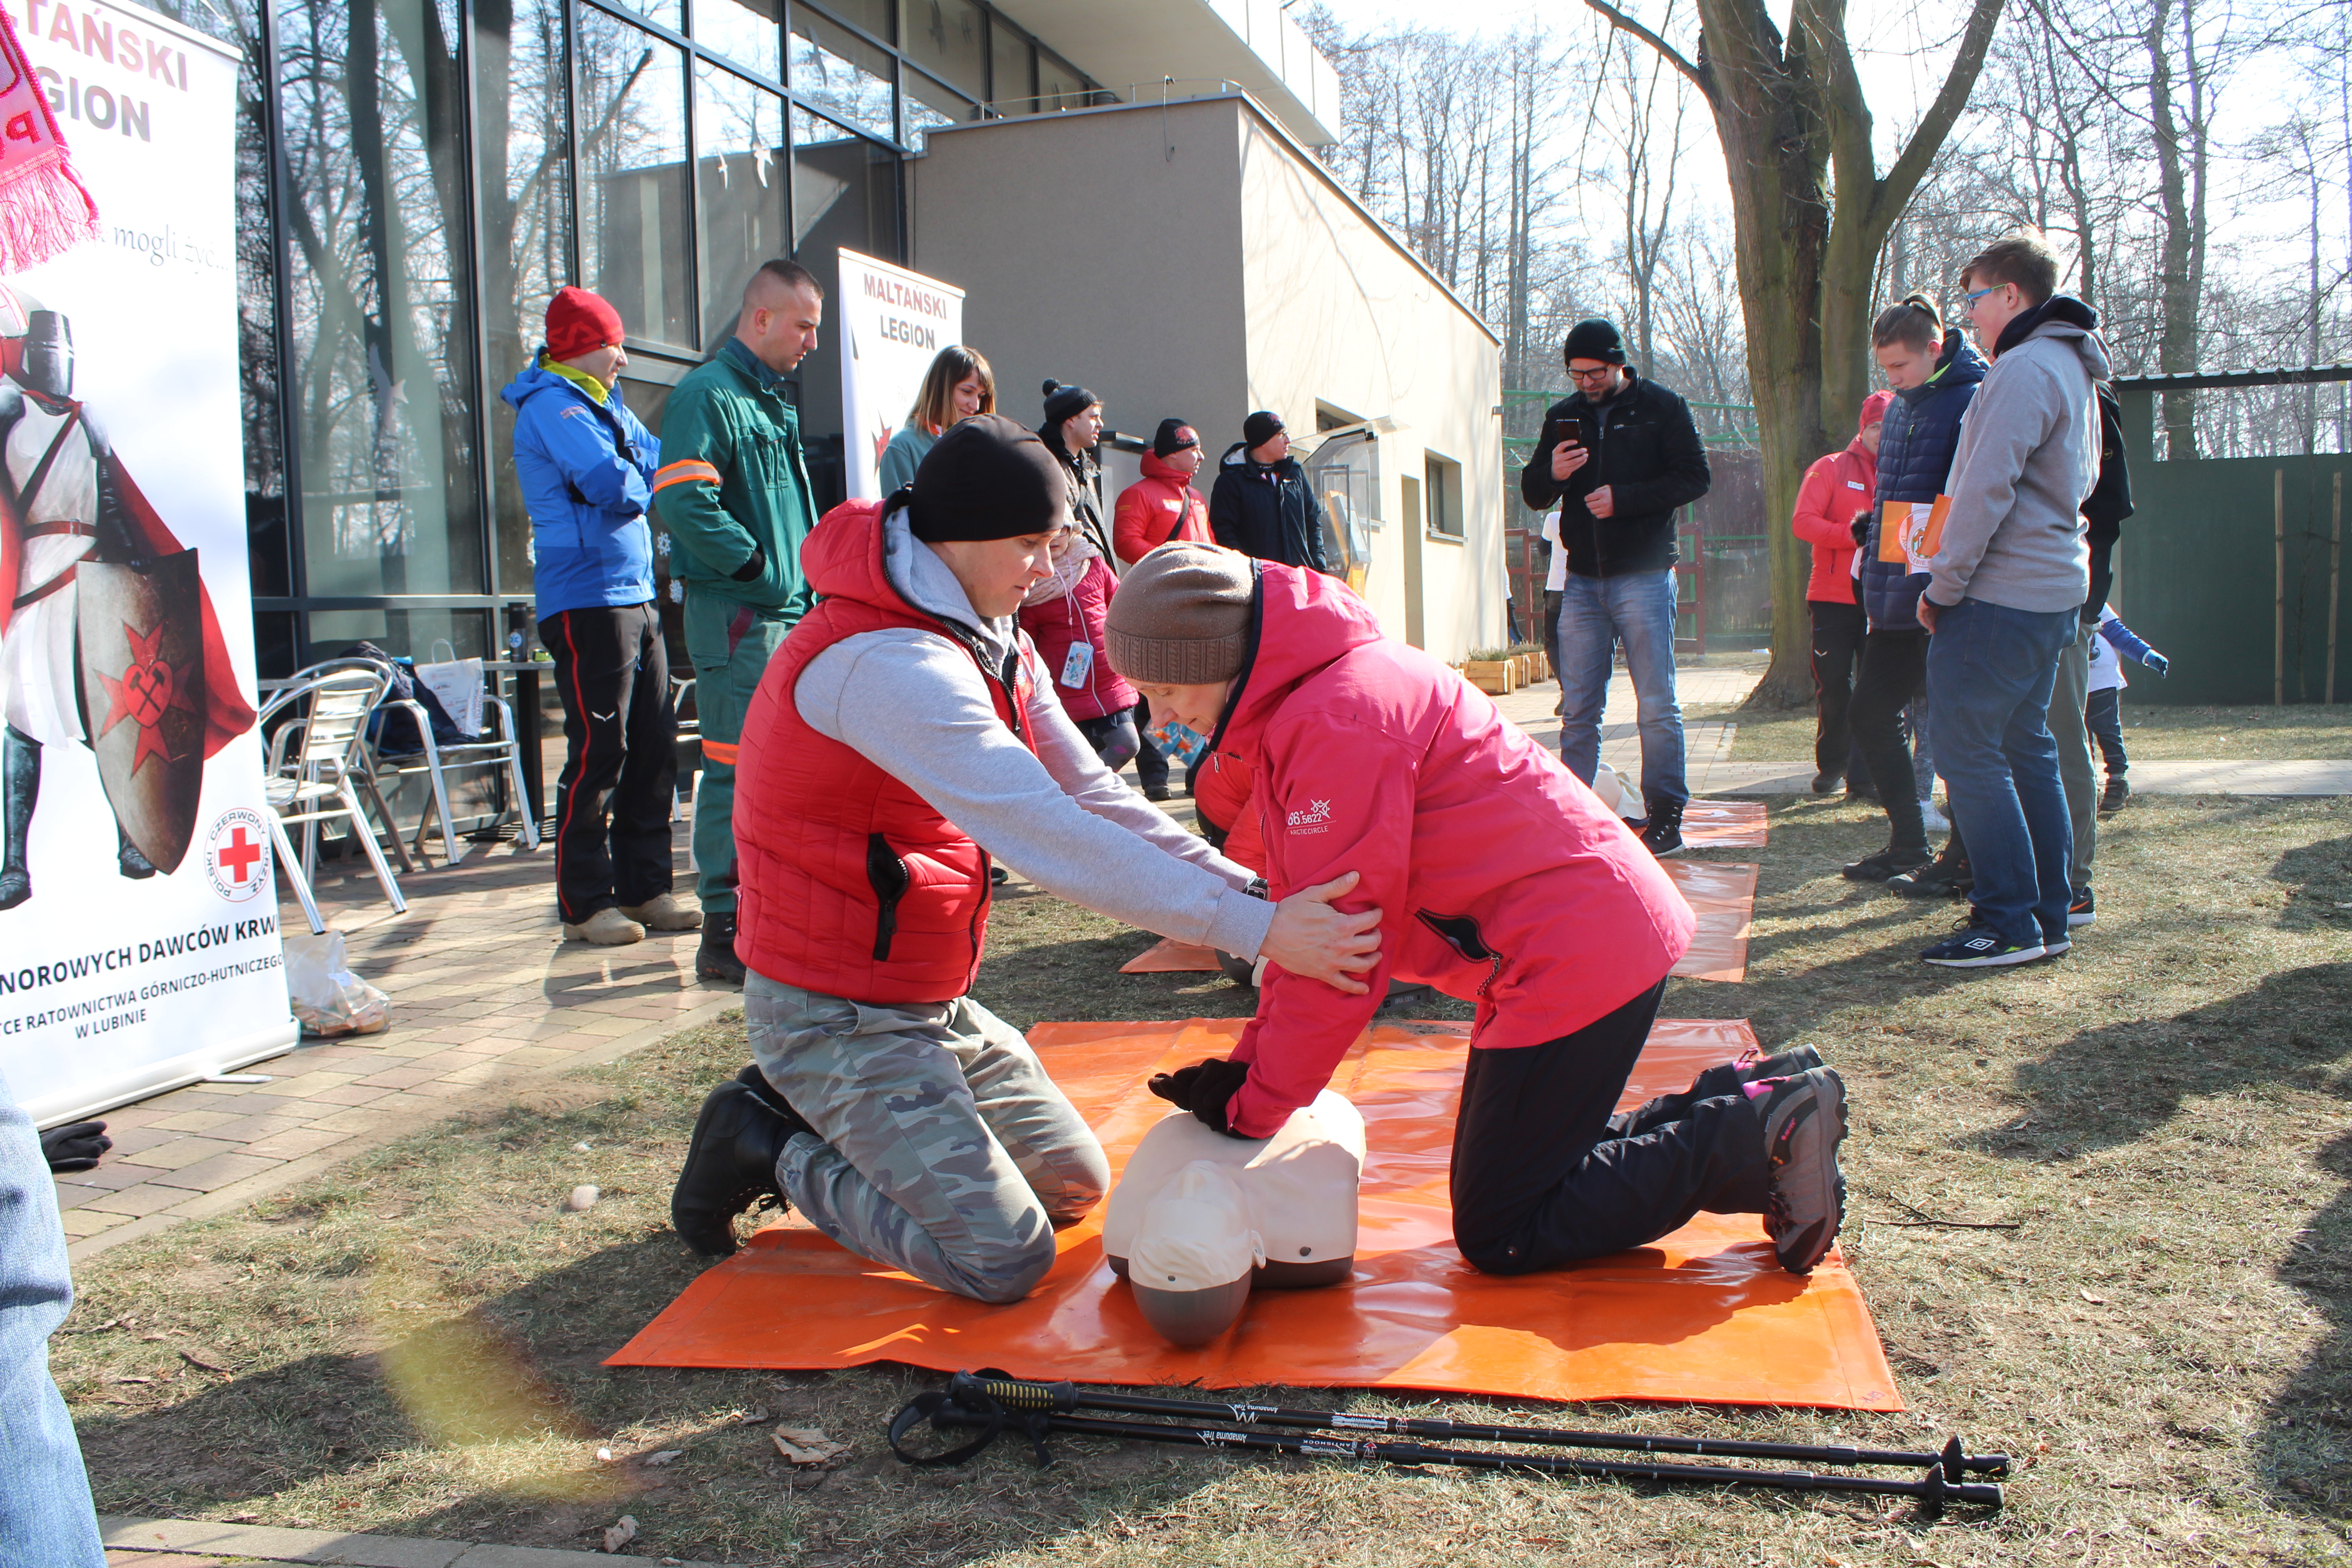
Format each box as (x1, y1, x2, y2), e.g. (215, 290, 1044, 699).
(838, 248, 964, 500)
(0, 0, 295, 1125)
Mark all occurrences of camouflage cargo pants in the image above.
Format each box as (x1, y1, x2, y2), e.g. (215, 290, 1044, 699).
(743, 970, 1110, 1304)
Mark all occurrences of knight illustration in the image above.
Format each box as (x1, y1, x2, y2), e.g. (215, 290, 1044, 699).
(0, 287, 256, 908)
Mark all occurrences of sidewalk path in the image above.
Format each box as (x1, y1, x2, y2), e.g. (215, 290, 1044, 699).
(51, 657, 2349, 1259)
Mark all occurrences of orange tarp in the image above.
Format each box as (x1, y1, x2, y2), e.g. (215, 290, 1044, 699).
(609, 1019, 1900, 1411)
(1666, 860, 1760, 983)
(1681, 799, 1770, 848)
(1119, 937, 1222, 974)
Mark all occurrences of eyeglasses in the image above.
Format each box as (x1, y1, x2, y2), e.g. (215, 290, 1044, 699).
(1960, 284, 2003, 306)
(1567, 366, 1617, 382)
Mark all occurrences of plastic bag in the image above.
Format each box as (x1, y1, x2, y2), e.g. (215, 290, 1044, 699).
(415, 656, 485, 739)
(284, 931, 392, 1037)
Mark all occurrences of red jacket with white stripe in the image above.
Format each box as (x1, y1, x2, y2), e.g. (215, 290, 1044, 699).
(1219, 564, 1695, 1138)
(1112, 451, 1213, 567)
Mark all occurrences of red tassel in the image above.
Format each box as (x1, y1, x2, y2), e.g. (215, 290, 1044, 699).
(0, 0, 100, 274)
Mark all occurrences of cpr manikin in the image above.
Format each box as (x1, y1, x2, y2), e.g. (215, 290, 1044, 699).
(1102, 1090, 1365, 1347)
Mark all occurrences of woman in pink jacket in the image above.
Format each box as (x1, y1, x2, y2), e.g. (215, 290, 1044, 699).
(1106, 544, 1851, 1276)
(1018, 524, 1140, 769)
(1790, 390, 1893, 796)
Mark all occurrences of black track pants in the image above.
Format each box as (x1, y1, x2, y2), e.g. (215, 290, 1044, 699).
(1450, 980, 1769, 1273)
(1130, 695, 1168, 789)
(1808, 599, 1867, 779)
(542, 602, 679, 925)
(1849, 627, 1931, 849)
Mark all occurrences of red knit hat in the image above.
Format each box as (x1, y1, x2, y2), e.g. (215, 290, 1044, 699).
(545, 286, 625, 362)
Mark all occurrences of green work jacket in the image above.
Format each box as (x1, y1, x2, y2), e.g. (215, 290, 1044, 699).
(652, 336, 820, 618)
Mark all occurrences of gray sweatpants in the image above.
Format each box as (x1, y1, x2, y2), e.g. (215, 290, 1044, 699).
(2048, 618, 2097, 892)
(743, 970, 1109, 1304)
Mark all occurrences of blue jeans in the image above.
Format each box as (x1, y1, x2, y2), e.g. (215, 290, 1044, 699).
(1556, 568, 1686, 807)
(0, 1081, 106, 1568)
(1926, 598, 2078, 947)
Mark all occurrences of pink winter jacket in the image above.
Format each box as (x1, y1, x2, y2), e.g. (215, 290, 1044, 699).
(1017, 553, 1137, 722)
(1219, 564, 1695, 1138)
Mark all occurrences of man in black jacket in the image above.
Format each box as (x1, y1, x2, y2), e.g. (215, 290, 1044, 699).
(1209, 411, 1330, 573)
(1519, 319, 1711, 855)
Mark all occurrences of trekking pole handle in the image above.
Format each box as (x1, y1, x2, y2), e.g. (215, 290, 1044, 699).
(953, 1368, 1077, 1414)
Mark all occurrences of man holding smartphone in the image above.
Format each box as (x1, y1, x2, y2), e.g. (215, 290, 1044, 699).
(1518, 319, 1711, 855)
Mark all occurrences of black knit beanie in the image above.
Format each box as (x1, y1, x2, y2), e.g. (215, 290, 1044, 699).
(1562, 318, 1626, 368)
(907, 414, 1068, 542)
(1152, 418, 1200, 458)
(1242, 409, 1285, 449)
(1042, 378, 1099, 426)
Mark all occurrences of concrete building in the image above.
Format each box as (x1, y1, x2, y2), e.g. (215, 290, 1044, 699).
(151, 0, 1499, 670)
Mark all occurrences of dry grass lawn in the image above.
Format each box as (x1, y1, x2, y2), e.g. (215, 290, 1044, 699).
(54, 797, 2352, 1566)
(1697, 697, 2352, 764)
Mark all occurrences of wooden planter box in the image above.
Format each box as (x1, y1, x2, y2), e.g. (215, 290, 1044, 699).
(1465, 660, 1516, 695)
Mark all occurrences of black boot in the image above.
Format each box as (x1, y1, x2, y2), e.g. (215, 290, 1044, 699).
(671, 1079, 799, 1257)
(0, 726, 38, 910)
(695, 911, 746, 983)
(734, 1060, 814, 1129)
(1637, 795, 1686, 857)
(117, 824, 157, 879)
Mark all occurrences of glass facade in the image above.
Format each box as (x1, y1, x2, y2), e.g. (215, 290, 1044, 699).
(149, 0, 1099, 671)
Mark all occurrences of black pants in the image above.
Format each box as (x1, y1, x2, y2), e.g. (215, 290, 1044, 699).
(1450, 980, 1769, 1273)
(542, 602, 678, 925)
(2086, 687, 2127, 775)
(1130, 695, 1167, 789)
(1075, 709, 1140, 771)
(1849, 627, 1931, 850)
(1543, 588, 1562, 674)
(1808, 599, 1867, 779)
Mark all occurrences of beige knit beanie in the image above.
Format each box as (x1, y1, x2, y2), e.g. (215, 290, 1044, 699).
(1105, 544, 1255, 685)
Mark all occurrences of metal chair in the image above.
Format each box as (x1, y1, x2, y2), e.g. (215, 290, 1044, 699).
(374, 653, 540, 865)
(258, 661, 409, 933)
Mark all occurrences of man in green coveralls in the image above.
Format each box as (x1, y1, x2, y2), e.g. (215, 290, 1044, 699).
(652, 259, 826, 983)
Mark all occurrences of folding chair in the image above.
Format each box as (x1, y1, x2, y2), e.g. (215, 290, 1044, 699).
(377, 647, 540, 866)
(258, 662, 409, 933)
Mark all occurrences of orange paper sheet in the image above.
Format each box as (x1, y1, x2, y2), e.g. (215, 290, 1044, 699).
(1119, 937, 1223, 974)
(609, 1019, 1900, 1411)
(1680, 799, 1769, 847)
(1666, 859, 1759, 983)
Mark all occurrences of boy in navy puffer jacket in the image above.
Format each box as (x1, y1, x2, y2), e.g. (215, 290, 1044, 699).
(1839, 299, 1987, 884)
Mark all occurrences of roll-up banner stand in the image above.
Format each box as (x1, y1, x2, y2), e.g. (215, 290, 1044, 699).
(838, 248, 965, 501)
(0, 0, 296, 1125)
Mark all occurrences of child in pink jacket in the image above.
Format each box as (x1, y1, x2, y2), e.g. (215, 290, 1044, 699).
(1019, 524, 1139, 769)
(1106, 544, 1852, 1277)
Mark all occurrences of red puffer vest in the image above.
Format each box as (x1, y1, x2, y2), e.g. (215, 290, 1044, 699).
(733, 500, 1035, 1003)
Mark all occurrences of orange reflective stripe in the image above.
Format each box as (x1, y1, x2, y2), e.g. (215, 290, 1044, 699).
(652, 459, 722, 492)
(700, 739, 739, 765)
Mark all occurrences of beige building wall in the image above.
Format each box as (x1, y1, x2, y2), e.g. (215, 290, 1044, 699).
(910, 94, 1504, 659)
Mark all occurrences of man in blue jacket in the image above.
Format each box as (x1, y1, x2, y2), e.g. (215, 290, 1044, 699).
(504, 286, 694, 946)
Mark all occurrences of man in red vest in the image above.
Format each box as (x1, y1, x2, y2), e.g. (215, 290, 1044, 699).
(667, 415, 1381, 1303)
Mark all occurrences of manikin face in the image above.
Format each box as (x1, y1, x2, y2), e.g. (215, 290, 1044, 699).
(930, 530, 1059, 619)
(950, 374, 988, 419)
(1875, 338, 1938, 392)
(1135, 681, 1234, 744)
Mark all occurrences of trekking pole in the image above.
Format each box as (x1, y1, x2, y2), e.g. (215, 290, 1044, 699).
(888, 1389, 2003, 1511)
(936, 1369, 2010, 1478)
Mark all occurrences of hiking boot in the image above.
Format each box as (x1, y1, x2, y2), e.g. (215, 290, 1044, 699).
(2067, 887, 2097, 927)
(1841, 843, 1932, 882)
(696, 912, 746, 983)
(1810, 771, 1842, 795)
(1144, 784, 1173, 803)
(564, 906, 646, 946)
(734, 1061, 817, 1136)
(1757, 1067, 1847, 1274)
(1920, 910, 2044, 968)
(1737, 1044, 1823, 1082)
(2100, 775, 2130, 813)
(1843, 781, 1879, 805)
(620, 892, 704, 931)
(1638, 796, 1686, 857)
(1888, 845, 1972, 897)
(671, 1080, 798, 1257)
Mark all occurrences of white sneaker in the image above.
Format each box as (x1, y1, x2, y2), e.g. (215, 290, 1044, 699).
(1919, 798, 1950, 832)
(563, 906, 647, 945)
(620, 892, 705, 931)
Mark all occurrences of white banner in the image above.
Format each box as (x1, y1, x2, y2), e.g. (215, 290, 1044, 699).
(0, 0, 295, 1125)
(838, 248, 965, 500)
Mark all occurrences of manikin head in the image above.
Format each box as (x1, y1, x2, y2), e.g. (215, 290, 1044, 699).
(736, 259, 825, 374)
(907, 413, 1069, 618)
(21, 311, 72, 401)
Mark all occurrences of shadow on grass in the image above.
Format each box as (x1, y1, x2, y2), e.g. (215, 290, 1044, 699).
(2270, 833, 2352, 932)
(2257, 1125, 2352, 1524)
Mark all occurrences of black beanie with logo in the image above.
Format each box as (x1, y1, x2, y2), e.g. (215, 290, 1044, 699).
(906, 414, 1068, 542)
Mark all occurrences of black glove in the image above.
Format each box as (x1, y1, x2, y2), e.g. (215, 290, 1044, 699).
(1849, 514, 1870, 550)
(1147, 1058, 1253, 1138)
(41, 1120, 110, 1173)
(728, 544, 768, 583)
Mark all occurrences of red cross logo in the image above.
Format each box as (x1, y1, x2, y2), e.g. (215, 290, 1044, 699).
(216, 826, 262, 884)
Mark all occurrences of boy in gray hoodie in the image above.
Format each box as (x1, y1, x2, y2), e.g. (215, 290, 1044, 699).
(1914, 232, 2107, 968)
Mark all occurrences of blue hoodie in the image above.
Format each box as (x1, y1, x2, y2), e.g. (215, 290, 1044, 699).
(502, 354, 662, 618)
(1861, 329, 1987, 632)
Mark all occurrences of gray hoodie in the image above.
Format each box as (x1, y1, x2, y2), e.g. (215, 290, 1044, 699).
(793, 507, 1276, 960)
(1925, 299, 2110, 615)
